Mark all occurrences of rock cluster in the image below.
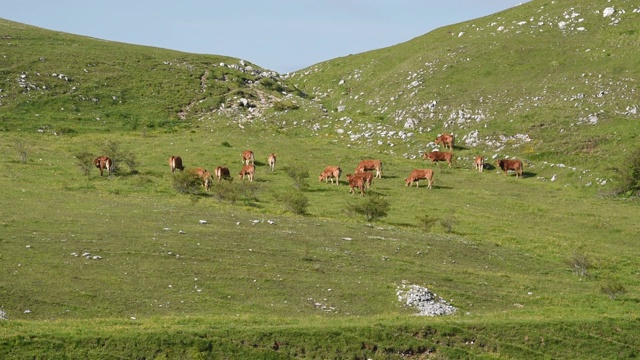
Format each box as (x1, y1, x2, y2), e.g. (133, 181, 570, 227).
(397, 284, 457, 317)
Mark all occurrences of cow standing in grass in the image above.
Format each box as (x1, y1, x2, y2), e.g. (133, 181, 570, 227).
(239, 164, 255, 181)
(319, 166, 342, 185)
(496, 159, 523, 178)
(354, 159, 383, 179)
(94, 156, 113, 176)
(435, 133, 455, 150)
(405, 169, 434, 189)
(242, 150, 254, 165)
(190, 167, 212, 190)
(267, 153, 276, 172)
(214, 166, 231, 182)
(346, 174, 365, 196)
(169, 156, 184, 173)
(474, 156, 484, 173)
(423, 151, 453, 168)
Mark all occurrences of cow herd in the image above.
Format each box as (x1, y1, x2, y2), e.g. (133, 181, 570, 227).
(92, 133, 525, 195)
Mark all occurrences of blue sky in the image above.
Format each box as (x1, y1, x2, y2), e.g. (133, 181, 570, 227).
(3, 1, 529, 73)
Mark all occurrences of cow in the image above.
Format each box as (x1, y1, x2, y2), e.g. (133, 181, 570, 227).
(168, 156, 184, 173)
(351, 171, 373, 189)
(190, 167, 212, 190)
(241, 150, 254, 165)
(405, 169, 434, 189)
(474, 156, 484, 173)
(423, 151, 453, 168)
(214, 166, 231, 182)
(267, 153, 276, 172)
(319, 166, 342, 185)
(354, 159, 383, 178)
(346, 174, 365, 196)
(239, 164, 255, 181)
(435, 133, 455, 150)
(496, 159, 524, 178)
(94, 156, 112, 176)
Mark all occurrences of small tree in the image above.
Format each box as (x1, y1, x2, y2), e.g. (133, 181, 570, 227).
(346, 194, 390, 222)
(280, 190, 309, 215)
(440, 211, 458, 233)
(172, 171, 203, 194)
(283, 163, 309, 190)
(75, 151, 95, 177)
(614, 147, 640, 197)
(12, 139, 31, 163)
(417, 214, 439, 232)
(567, 250, 590, 277)
(601, 278, 626, 300)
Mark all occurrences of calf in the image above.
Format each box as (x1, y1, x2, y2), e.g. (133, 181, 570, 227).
(214, 166, 231, 182)
(474, 156, 484, 173)
(190, 167, 212, 191)
(267, 153, 276, 172)
(239, 164, 255, 181)
(423, 151, 453, 167)
(346, 174, 365, 196)
(94, 156, 112, 176)
(435, 133, 455, 150)
(241, 150, 254, 165)
(168, 156, 184, 173)
(405, 169, 434, 189)
(351, 171, 373, 189)
(496, 159, 523, 178)
(319, 166, 342, 185)
(354, 159, 383, 178)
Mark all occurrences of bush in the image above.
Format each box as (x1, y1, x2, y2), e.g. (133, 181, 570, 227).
(601, 278, 626, 300)
(614, 147, 640, 197)
(346, 194, 390, 222)
(280, 190, 309, 215)
(100, 140, 138, 174)
(417, 214, 439, 232)
(440, 211, 458, 233)
(12, 138, 31, 163)
(75, 151, 96, 177)
(567, 250, 590, 277)
(172, 171, 204, 194)
(283, 164, 309, 190)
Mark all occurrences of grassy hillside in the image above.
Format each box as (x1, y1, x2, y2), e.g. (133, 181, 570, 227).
(1, 0, 639, 358)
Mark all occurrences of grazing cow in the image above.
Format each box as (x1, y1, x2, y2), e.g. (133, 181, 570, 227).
(190, 167, 212, 190)
(354, 159, 383, 178)
(346, 174, 365, 196)
(168, 156, 184, 173)
(435, 133, 455, 150)
(423, 151, 453, 167)
(496, 159, 524, 178)
(474, 156, 484, 173)
(241, 150, 254, 165)
(405, 169, 434, 189)
(214, 166, 231, 182)
(319, 166, 342, 185)
(94, 156, 112, 176)
(267, 153, 276, 172)
(239, 164, 255, 181)
(351, 171, 374, 189)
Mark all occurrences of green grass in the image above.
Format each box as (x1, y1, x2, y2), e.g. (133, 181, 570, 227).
(1, 0, 639, 357)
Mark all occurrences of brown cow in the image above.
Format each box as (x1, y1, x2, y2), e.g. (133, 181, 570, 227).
(267, 153, 276, 172)
(242, 150, 254, 165)
(214, 166, 231, 182)
(354, 159, 383, 178)
(474, 156, 484, 173)
(190, 167, 212, 190)
(405, 169, 434, 189)
(168, 156, 184, 173)
(319, 166, 342, 185)
(423, 151, 453, 167)
(239, 164, 255, 181)
(351, 171, 373, 189)
(496, 159, 523, 178)
(94, 156, 112, 176)
(346, 174, 365, 196)
(435, 133, 455, 150)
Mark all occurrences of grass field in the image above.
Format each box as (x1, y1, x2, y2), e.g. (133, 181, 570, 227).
(1, 0, 639, 357)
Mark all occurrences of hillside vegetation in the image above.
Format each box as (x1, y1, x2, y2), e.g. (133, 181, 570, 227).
(1, 0, 639, 358)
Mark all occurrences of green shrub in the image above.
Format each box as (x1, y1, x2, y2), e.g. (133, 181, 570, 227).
(417, 214, 439, 232)
(12, 138, 31, 163)
(346, 194, 390, 222)
(614, 147, 640, 197)
(601, 278, 626, 300)
(440, 211, 458, 233)
(567, 250, 590, 278)
(283, 163, 309, 191)
(172, 171, 203, 194)
(75, 151, 95, 177)
(280, 190, 309, 215)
